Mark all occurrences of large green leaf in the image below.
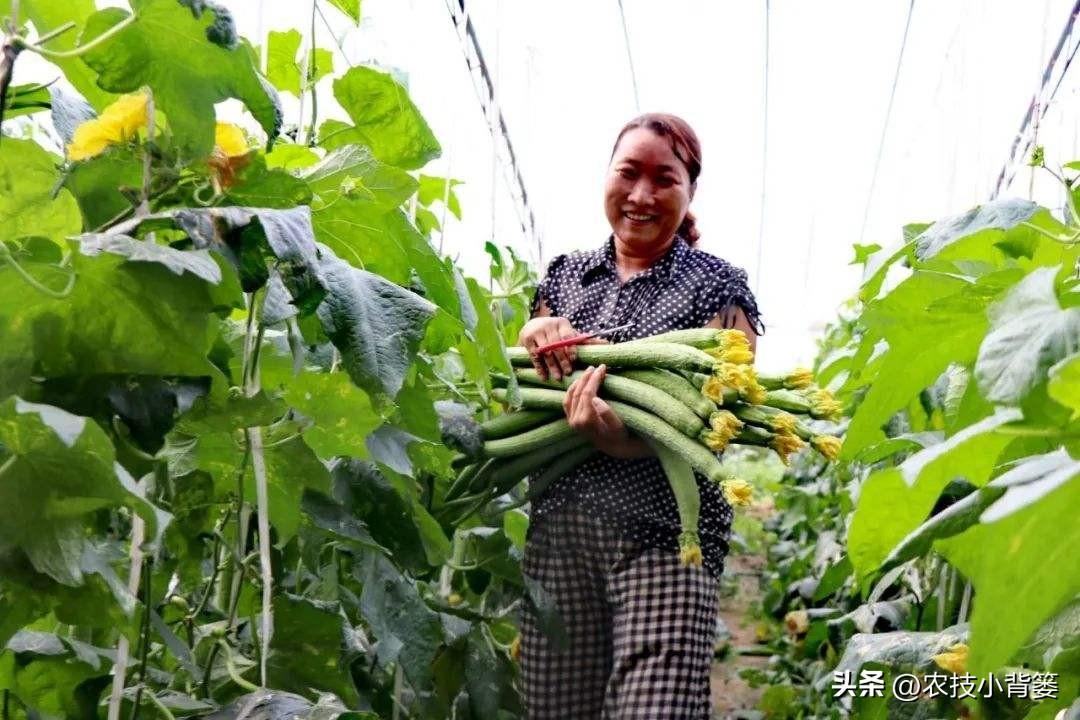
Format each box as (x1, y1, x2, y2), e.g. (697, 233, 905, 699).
(332, 459, 449, 572)
(80, 0, 281, 157)
(0, 0, 115, 109)
(838, 269, 989, 455)
(328, 66, 440, 170)
(847, 409, 1020, 586)
(265, 29, 332, 97)
(0, 138, 81, 246)
(195, 432, 329, 543)
(938, 460, 1080, 674)
(325, 0, 360, 23)
(913, 198, 1039, 261)
(62, 145, 143, 230)
(315, 253, 436, 400)
(301, 144, 417, 210)
(1048, 352, 1080, 416)
(263, 363, 383, 460)
(417, 175, 462, 219)
(221, 155, 313, 209)
(976, 266, 1080, 404)
(77, 233, 222, 283)
(267, 594, 359, 705)
(812, 624, 969, 691)
(0, 251, 219, 398)
(0, 398, 162, 585)
(356, 551, 445, 691)
(876, 449, 1079, 577)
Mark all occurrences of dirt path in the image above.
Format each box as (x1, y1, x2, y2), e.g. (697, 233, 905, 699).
(711, 552, 769, 718)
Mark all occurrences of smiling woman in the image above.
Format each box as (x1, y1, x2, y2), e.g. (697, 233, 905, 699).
(516, 113, 764, 719)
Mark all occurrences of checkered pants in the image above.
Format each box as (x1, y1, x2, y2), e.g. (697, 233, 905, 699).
(519, 506, 719, 719)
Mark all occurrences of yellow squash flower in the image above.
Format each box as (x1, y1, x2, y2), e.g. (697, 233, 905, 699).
(769, 411, 798, 435)
(702, 375, 736, 405)
(770, 431, 806, 465)
(932, 643, 969, 674)
(678, 531, 703, 568)
(208, 122, 252, 190)
(721, 478, 753, 507)
(810, 388, 843, 421)
(214, 122, 249, 157)
(786, 367, 814, 390)
(67, 92, 149, 161)
(509, 635, 521, 661)
(707, 344, 755, 365)
(811, 434, 843, 461)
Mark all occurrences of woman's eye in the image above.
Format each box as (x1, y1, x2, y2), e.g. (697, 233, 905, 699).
(617, 168, 636, 179)
(656, 176, 675, 188)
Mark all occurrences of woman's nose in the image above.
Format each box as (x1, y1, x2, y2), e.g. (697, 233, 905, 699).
(627, 179, 654, 205)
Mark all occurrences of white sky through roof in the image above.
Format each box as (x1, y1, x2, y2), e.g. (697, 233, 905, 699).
(11, 1, 1080, 371)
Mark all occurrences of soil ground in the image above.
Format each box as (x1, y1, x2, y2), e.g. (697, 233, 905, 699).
(711, 553, 769, 719)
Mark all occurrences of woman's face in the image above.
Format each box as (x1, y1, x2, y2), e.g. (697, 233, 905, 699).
(604, 127, 694, 253)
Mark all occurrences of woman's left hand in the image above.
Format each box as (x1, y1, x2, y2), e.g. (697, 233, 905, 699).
(563, 365, 651, 459)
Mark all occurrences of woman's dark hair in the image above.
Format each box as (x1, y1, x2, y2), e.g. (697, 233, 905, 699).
(610, 113, 702, 245)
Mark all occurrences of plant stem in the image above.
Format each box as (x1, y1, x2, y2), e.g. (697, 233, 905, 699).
(32, 21, 76, 45)
(240, 290, 271, 688)
(306, 0, 318, 147)
(191, 508, 232, 620)
(217, 641, 259, 692)
(128, 561, 153, 720)
(17, 13, 136, 58)
(0, 243, 76, 298)
(107, 509, 146, 720)
(139, 687, 177, 720)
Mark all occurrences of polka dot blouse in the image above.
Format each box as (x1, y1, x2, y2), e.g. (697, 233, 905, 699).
(527, 235, 765, 579)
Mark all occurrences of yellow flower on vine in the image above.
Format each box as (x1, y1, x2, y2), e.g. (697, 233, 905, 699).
(67, 92, 149, 161)
(721, 478, 753, 507)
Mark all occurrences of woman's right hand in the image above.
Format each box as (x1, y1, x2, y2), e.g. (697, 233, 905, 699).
(517, 316, 580, 380)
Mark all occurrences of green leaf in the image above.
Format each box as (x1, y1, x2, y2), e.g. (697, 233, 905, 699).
(315, 253, 436, 400)
(1, 83, 51, 120)
(301, 144, 417, 210)
(76, 233, 222, 283)
(329, 66, 440, 169)
(265, 29, 303, 96)
(266, 365, 383, 460)
(81, 0, 281, 157)
(357, 551, 445, 690)
(62, 145, 143, 230)
(462, 625, 520, 718)
(222, 155, 313, 208)
(812, 624, 969, 691)
(1048, 352, 1080, 416)
(326, 0, 360, 23)
(264, 143, 319, 171)
(0, 138, 81, 246)
(0, 251, 219, 399)
(333, 459, 449, 572)
(844, 268, 1013, 457)
(1014, 597, 1080, 674)
(847, 409, 1020, 586)
(0, 0, 116, 109)
(0, 398, 163, 584)
(913, 198, 1039, 260)
(938, 460, 1080, 674)
(975, 266, 1080, 404)
(850, 242, 882, 266)
(193, 432, 329, 543)
(417, 175, 463, 219)
(268, 594, 360, 705)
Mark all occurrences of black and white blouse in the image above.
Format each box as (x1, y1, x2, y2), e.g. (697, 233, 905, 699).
(528, 235, 764, 579)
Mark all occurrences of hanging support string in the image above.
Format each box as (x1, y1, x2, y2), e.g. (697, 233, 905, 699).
(753, 0, 771, 296)
(992, 0, 1080, 199)
(445, 0, 542, 263)
(616, 0, 641, 113)
(857, 0, 916, 248)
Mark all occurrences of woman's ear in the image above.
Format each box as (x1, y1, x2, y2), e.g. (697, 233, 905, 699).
(688, 180, 697, 202)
